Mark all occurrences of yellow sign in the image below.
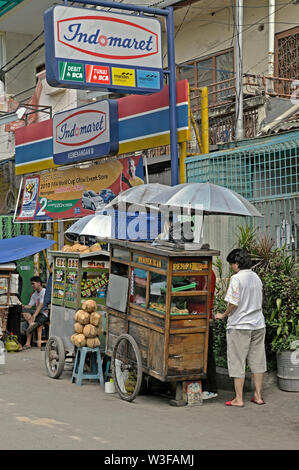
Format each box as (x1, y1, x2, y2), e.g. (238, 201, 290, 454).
(173, 262, 208, 272)
(112, 68, 136, 87)
(137, 256, 162, 268)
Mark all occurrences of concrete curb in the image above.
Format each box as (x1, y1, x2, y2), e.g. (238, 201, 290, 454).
(216, 367, 278, 392)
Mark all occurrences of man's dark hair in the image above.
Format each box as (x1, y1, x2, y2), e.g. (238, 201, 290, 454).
(226, 248, 252, 269)
(30, 276, 42, 284)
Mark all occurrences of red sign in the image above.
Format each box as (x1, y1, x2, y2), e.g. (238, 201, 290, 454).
(85, 65, 111, 84)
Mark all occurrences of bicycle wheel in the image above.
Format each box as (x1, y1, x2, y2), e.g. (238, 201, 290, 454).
(112, 334, 143, 402)
(45, 336, 65, 379)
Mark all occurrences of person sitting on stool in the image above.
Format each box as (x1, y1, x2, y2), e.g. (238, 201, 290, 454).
(22, 276, 46, 350)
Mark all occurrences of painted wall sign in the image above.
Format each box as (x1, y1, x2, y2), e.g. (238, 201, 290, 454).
(44, 5, 163, 94)
(52, 99, 118, 165)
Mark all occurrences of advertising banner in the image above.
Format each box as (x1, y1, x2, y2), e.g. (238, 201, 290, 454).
(53, 99, 118, 165)
(16, 155, 144, 222)
(44, 5, 163, 94)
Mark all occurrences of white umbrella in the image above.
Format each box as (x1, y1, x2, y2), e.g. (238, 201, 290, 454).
(65, 214, 112, 238)
(103, 183, 169, 210)
(148, 182, 262, 217)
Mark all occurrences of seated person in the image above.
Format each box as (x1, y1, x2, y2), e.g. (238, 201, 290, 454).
(22, 276, 46, 350)
(41, 263, 53, 322)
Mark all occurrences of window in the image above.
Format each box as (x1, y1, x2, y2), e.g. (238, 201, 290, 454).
(177, 48, 234, 107)
(275, 27, 299, 96)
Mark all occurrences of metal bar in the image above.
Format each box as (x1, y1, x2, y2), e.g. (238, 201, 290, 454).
(166, 6, 179, 186)
(65, 0, 168, 16)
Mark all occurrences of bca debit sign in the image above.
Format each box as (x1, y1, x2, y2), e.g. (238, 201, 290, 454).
(53, 100, 119, 165)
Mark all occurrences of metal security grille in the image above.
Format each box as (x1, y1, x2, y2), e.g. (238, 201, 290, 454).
(185, 132, 299, 258)
(0, 216, 32, 239)
(186, 135, 299, 201)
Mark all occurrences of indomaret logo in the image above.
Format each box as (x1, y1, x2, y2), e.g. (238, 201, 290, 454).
(55, 109, 107, 147)
(57, 15, 159, 60)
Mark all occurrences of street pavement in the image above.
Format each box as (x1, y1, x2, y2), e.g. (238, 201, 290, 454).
(0, 347, 298, 451)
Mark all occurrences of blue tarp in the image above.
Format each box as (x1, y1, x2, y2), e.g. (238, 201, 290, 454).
(0, 236, 55, 263)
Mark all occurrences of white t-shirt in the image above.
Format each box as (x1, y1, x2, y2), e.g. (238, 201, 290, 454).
(225, 269, 265, 330)
(29, 288, 45, 310)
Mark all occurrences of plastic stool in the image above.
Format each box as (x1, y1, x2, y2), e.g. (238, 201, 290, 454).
(71, 347, 104, 386)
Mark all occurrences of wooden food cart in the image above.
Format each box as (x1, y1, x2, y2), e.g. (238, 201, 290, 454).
(105, 240, 220, 404)
(45, 248, 109, 378)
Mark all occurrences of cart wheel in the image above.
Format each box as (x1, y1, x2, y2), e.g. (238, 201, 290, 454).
(45, 336, 65, 379)
(112, 334, 143, 402)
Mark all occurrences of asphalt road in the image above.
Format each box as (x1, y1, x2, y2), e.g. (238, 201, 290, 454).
(0, 348, 298, 451)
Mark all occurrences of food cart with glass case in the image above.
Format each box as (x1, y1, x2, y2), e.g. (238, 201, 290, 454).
(105, 240, 220, 404)
(45, 249, 110, 378)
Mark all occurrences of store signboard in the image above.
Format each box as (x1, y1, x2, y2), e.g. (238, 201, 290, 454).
(44, 5, 163, 94)
(52, 100, 118, 165)
(16, 155, 144, 222)
(14, 80, 190, 175)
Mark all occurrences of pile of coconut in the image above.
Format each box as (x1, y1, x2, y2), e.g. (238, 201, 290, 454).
(62, 243, 102, 254)
(70, 299, 102, 349)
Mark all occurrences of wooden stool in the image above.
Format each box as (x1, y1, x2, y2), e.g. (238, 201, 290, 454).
(71, 347, 104, 386)
(33, 322, 49, 348)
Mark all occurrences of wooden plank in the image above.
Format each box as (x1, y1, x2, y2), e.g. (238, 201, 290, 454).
(148, 330, 165, 375)
(170, 318, 206, 329)
(107, 312, 127, 337)
(127, 313, 164, 334)
(169, 333, 205, 355)
(128, 306, 165, 328)
(108, 239, 220, 258)
(163, 258, 172, 377)
(128, 322, 148, 367)
(169, 327, 207, 334)
(171, 290, 208, 296)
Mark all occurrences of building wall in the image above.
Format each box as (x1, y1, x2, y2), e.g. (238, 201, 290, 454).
(4, 31, 44, 98)
(174, 0, 299, 76)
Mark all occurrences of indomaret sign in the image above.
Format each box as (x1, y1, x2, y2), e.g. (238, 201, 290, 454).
(44, 5, 163, 93)
(53, 100, 119, 165)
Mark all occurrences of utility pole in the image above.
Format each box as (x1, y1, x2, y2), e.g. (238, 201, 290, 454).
(235, 0, 244, 140)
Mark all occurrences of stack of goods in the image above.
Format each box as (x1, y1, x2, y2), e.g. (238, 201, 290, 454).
(70, 299, 102, 348)
(81, 273, 108, 298)
(61, 243, 102, 253)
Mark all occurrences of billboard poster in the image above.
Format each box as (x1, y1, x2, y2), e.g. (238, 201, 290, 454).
(44, 5, 163, 94)
(18, 176, 41, 220)
(16, 156, 144, 222)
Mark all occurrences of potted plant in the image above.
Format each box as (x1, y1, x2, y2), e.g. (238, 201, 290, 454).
(269, 299, 299, 391)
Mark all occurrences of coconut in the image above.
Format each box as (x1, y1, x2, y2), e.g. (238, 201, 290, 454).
(83, 324, 97, 338)
(90, 311, 101, 327)
(74, 322, 84, 334)
(86, 337, 100, 348)
(82, 299, 97, 313)
(70, 333, 86, 347)
(75, 310, 90, 325)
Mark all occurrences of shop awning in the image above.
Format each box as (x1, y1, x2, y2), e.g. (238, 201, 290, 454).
(0, 235, 55, 263)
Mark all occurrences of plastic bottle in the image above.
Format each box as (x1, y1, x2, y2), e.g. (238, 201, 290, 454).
(0, 340, 6, 374)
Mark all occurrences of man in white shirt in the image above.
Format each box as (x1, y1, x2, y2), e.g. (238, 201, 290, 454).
(215, 249, 266, 407)
(22, 276, 45, 350)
